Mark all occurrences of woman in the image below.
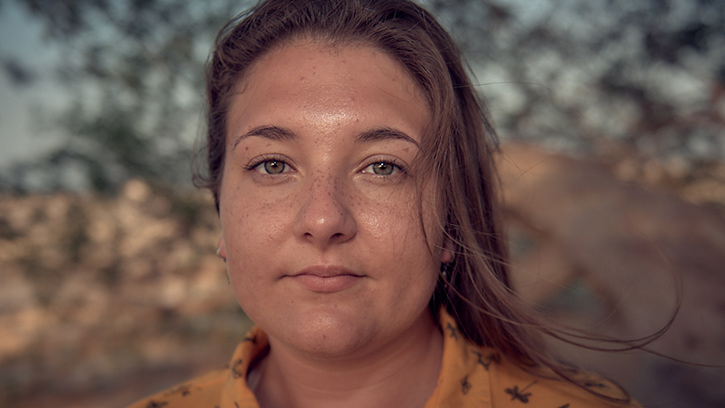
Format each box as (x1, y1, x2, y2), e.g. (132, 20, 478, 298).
(130, 0, 641, 406)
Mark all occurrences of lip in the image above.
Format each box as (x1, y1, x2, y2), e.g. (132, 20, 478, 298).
(286, 266, 364, 293)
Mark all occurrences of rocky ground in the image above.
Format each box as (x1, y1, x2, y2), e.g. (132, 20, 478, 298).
(499, 144, 725, 407)
(0, 180, 251, 407)
(1, 143, 724, 407)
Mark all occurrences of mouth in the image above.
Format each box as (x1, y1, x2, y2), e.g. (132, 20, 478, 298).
(286, 266, 364, 293)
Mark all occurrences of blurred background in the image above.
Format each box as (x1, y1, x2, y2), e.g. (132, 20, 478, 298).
(0, 0, 723, 407)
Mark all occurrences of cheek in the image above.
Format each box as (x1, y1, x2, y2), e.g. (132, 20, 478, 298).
(220, 206, 282, 303)
(221, 179, 293, 244)
(358, 194, 421, 243)
(221, 197, 286, 308)
(363, 198, 439, 284)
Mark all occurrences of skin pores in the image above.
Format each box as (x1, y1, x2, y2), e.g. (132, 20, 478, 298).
(218, 40, 451, 362)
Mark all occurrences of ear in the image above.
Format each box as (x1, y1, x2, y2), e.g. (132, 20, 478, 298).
(440, 238, 454, 264)
(217, 237, 227, 260)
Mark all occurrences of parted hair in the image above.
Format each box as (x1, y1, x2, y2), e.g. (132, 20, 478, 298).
(195, 0, 633, 402)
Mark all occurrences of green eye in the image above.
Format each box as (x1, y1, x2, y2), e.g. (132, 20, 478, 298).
(263, 160, 286, 174)
(362, 160, 404, 176)
(371, 162, 394, 175)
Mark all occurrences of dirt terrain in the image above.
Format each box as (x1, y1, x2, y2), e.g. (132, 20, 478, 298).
(2, 143, 724, 407)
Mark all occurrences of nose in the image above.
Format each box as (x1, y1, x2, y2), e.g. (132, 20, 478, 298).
(292, 173, 357, 249)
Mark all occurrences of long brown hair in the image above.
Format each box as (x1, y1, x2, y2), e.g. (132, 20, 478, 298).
(194, 0, 636, 402)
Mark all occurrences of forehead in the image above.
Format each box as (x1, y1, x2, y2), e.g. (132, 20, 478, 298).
(226, 39, 430, 143)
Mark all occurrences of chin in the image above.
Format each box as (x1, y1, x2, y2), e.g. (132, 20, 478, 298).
(278, 306, 378, 358)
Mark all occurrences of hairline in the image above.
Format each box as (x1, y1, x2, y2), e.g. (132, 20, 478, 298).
(231, 32, 435, 111)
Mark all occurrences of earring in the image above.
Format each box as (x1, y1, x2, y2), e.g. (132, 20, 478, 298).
(440, 262, 452, 281)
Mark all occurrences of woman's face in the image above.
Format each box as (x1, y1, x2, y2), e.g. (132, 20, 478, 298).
(218, 40, 451, 358)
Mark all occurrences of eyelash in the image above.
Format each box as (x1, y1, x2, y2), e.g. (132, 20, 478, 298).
(360, 157, 408, 177)
(244, 154, 293, 175)
(243, 156, 408, 177)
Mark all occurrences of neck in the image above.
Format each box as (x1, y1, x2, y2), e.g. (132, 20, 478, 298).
(251, 312, 443, 408)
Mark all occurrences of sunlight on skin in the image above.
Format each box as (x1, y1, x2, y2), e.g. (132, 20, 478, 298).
(218, 39, 451, 407)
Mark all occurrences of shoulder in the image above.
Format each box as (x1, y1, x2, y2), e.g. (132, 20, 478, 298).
(126, 366, 229, 408)
(126, 328, 268, 408)
(487, 352, 642, 408)
(435, 309, 641, 408)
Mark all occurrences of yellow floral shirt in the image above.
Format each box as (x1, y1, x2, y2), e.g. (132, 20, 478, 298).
(128, 311, 640, 408)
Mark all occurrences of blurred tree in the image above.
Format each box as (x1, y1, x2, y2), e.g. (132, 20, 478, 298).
(1, 0, 723, 192)
(1, 0, 250, 192)
(425, 0, 725, 162)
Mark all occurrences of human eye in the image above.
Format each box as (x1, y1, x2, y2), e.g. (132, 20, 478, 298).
(360, 158, 407, 177)
(244, 155, 293, 175)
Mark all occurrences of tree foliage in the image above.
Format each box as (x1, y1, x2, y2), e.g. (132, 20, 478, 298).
(2, 0, 724, 192)
(2, 0, 249, 192)
(425, 0, 725, 160)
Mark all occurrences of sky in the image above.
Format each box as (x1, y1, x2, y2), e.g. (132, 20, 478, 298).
(0, 0, 544, 171)
(0, 0, 722, 188)
(0, 2, 67, 169)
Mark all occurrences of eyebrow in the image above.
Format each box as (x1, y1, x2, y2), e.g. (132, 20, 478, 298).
(232, 126, 297, 150)
(355, 127, 421, 149)
(232, 125, 420, 150)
